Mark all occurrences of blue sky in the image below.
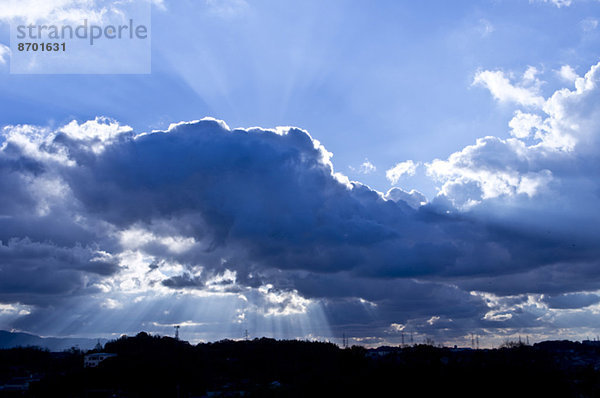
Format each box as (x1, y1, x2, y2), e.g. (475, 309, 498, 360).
(0, 0, 599, 347)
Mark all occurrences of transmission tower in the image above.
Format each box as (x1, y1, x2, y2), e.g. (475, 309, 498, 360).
(174, 325, 180, 340)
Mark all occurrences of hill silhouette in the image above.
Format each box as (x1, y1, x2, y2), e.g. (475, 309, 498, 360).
(2, 332, 600, 397)
(0, 330, 106, 351)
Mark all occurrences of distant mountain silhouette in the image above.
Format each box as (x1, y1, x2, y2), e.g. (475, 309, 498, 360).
(0, 330, 106, 351)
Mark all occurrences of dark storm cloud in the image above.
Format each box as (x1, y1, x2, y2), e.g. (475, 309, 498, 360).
(0, 128, 123, 307)
(59, 119, 458, 278)
(0, 238, 118, 305)
(51, 118, 597, 286)
(0, 155, 42, 215)
(1, 104, 599, 341)
(298, 273, 489, 337)
(162, 273, 204, 289)
(456, 260, 600, 296)
(543, 292, 600, 309)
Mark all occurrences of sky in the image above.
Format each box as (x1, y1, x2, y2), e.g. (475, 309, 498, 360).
(0, 0, 599, 348)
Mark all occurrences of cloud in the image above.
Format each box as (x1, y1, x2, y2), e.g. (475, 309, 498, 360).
(0, 44, 10, 65)
(60, 117, 133, 154)
(0, 117, 493, 340)
(379, 60, 600, 339)
(2, 62, 600, 344)
(543, 293, 600, 309)
(509, 110, 543, 138)
(0, 0, 106, 23)
(350, 159, 376, 175)
(385, 160, 418, 184)
(557, 65, 579, 84)
(0, 0, 161, 24)
(359, 159, 376, 174)
(1, 111, 599, 342)
(473, 67, 545, 108)
(385, 187, 427, 209)
(427, 136, 554, 208)
(531, 0, 573, 7)
(0, 238, 119, 306)
(430, 61, 600, 210)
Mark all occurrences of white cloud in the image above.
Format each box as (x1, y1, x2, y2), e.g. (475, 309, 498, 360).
(429, 61, 600, 208)
(531, 0, 573, 7)
(426, 136, 554, 208)
(473, 68, 545, 108)
(386, 160, 418, 184)
(118, 227, 196, 255)
(256, 284, 312, 316)
(522, 66, 540, 83)
(0, 44, 10, 65)
(0, 303, 31, 315)
(2, 124, 73, 166)
(61, 117, 132, 152)
(358, 159, 376, 174)
(558, 65, 579, 83)
(385, 187, 427, 209)
(0, 0, 161, 24)
(509, 110, 543, 139)
(388, 323, 405, 332)
(0, 0, 105, 23)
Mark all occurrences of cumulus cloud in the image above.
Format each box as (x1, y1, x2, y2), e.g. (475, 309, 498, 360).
(0, 117, 489, 340)
(386, 160, 418, 184)
(428, 61, 600, 211)
(375, 60, 600, 340)
(473, 67, 545, 108)
(2, 63, 600, 343)
(558, 65, 579, 83)
(509, 110, 543, 138)
(427, 136, 554, 208)
(385, 187, 427, 209)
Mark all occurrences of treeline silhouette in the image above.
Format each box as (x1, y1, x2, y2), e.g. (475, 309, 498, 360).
(2, 332, 600, 397)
